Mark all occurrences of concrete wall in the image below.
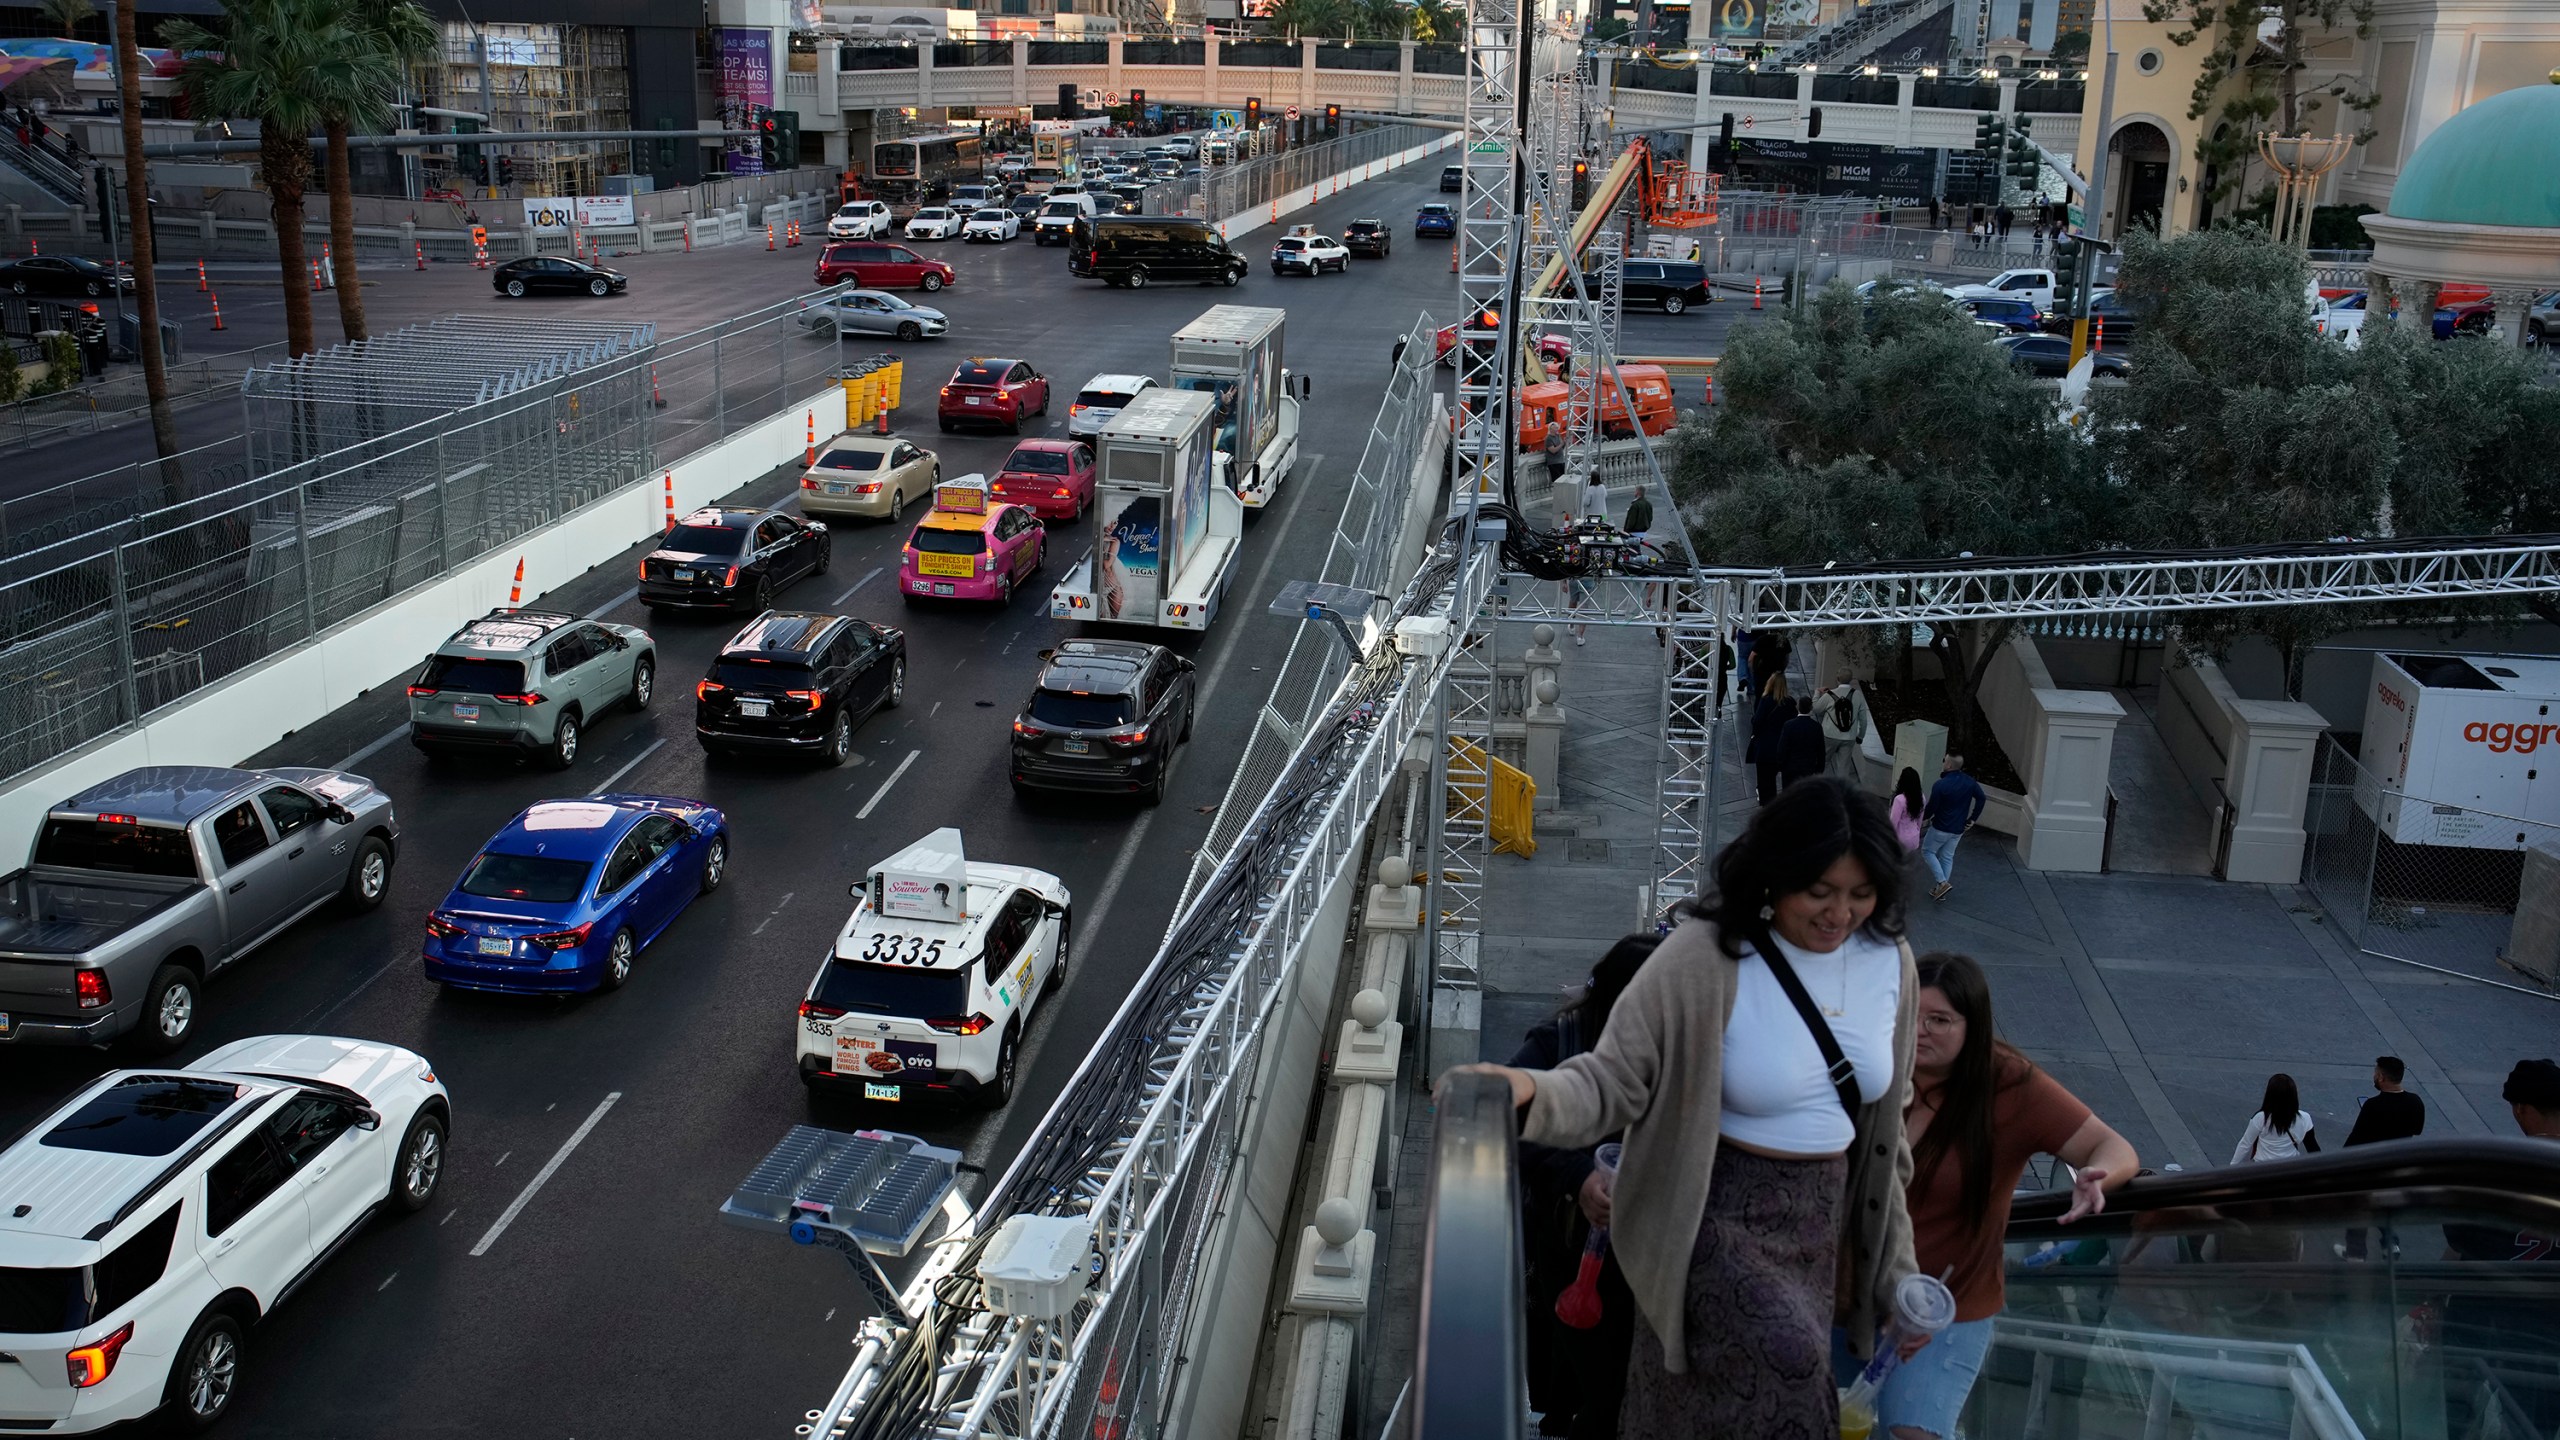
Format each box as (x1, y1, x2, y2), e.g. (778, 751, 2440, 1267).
(2157, 641, 2331, 883)
(0, 385, 843, 859)
(1974, 629, 2123, 871)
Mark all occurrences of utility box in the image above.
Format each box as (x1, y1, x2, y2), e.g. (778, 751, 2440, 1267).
(979, 1213, 1094, 1320)
(2356, 653, 2560, 848)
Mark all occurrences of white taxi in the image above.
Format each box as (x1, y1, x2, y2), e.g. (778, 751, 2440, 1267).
(795, 828, 1068, 1108)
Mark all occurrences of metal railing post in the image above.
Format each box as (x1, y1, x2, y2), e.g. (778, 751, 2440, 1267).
(291, 482, 320, 640)
(108, 527, 139, 726)
(713, 329, 726, 436)
(433, 419, 456, 573)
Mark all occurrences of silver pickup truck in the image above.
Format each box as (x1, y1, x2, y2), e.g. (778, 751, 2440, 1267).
(0, 764, 399, 1053)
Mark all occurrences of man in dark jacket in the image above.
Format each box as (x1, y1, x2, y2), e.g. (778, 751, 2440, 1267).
(2339, 1055, 2426, 1259)
(1777, 694, 1827, 789)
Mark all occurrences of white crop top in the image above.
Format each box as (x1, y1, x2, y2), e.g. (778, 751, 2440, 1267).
(1717, 932, 1902, 1155)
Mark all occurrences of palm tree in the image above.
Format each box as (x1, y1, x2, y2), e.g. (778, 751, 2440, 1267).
(111, 0, 183, 504)
(40, 0, 96, 40)
(1409, 0, 1458, 43)
(164, 0, 393, 357)
(321, 1, 438, 343)
(1260, 0, 1343, 41)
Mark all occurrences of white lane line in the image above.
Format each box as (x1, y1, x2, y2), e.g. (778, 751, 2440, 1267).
(1076, 806, 1156, 958)
(333, 723, 409, 773)
(587, 737, 667, 796)
(493, 1151, 511, 1168)
(752, 892, 796, 935)
(832, 566, 883, 606)
(470, 1092, 622, 1258)
(378, 1272, 398, 1292)
(856, 749, 922, 820)
(824, 1307, 837, 1323)
(439, 1209, 457, 1227)
(929, 700, 942, 718)
(586, 584, 640, 619)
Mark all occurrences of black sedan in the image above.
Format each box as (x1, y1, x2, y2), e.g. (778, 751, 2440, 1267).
(1343, 219, 1391, 258)
(1995, 332, 2130, 379)
(2039, 293, 2138, 349)
(1010, 638, 1195, 806)
(492, 255, 629, 299)
(0, 254, 132, 298)
(639, 505, 830, 614)
(695, 611, 904, 765)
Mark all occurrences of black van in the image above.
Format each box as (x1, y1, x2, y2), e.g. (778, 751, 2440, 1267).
(1618, 259, 1712, 315)
(1067, 216, 1249, 288)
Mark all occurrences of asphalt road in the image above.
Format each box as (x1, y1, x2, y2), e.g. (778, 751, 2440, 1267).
(0, 166, 1570, 1439)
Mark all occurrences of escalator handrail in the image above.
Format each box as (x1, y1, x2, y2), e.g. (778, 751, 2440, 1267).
(1415, 1070, 1528, 1440)
(2006, 1135, 2560, 1237)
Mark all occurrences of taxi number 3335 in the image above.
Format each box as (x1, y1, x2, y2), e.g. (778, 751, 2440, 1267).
(862, 932, 949, 964)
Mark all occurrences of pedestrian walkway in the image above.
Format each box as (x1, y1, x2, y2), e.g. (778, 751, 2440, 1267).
(2100, 684, 2215, 876)
(1472, 615, 2532, 1178)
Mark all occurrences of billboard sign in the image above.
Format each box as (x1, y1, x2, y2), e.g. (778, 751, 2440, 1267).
(1707, 0, 1766, 40)
(717, 28, 773, 175)
(1095, 491, 1163, 622)
(521, 196, 637, 231)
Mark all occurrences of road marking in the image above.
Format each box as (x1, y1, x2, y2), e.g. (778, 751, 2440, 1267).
(470, 1092, 622, 1258)
(954, 657, 967, 671)
(546, 1102, 557, 1112)
(1077, 807, 1156, 959)
(833, 566, 883, 606)
(440, 1209, 457, 1227)
(753, 892, 796, 935)
(856, 749, 921, 820)
(378, 1272, 398, 1292)
(494, 1151, 511, 1168)
(586, 585, 640, 619)
(824, 1307, 837, 1323)
(929, 700, 943, 718)
(587, 737, 667, 795)
(334, 723, 410, 773)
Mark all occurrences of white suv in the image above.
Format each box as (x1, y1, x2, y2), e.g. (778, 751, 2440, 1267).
(828, 200, 892, 240)
(796, 829, 1068, 1108)
(0, 1036, 449, 1433)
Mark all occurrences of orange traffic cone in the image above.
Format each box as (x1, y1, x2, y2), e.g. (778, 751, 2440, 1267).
(1703, 369, 1715, 405)
(321, 245, 334, 288)
(414, 242, 427, 271)
(805, 411, 816, 467)
(1752, 279, 1763, 310)
(649, 363, 665, 409)
(2094, 315, 2105, 353)
(310, 259, 323, 292)
(662, 472, 675, 530)
(208, 289, 225, 331)
(874, 403, 890, 436)
(195, 258, 207, 292)
(506, 557, 525, 605)
(766, 224, 776, 252)
(1449, 241, 1457, 273)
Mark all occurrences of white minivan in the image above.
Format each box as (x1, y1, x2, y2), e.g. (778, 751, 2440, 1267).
(1033, 192, 1100, 246)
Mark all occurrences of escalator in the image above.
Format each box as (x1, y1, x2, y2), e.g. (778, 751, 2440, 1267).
(1410, 1071, 2560, 1439)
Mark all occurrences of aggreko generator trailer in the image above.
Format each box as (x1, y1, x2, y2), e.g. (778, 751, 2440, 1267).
(2356, 651, 2560, 848)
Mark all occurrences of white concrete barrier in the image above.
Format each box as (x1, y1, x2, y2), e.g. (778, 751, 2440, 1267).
(1218, 132, 1460, 246)
(0, 385, 845, 856)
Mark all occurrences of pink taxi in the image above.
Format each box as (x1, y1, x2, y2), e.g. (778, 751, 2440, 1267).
(899, 474, 1048, 605)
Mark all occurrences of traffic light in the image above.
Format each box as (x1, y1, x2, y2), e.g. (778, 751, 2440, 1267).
(1059, 82, 1079, 119)
(2006, 117, 2038, 185)
(2051, 229, 2080, 310)
(1806, 105, 1822, 140)
(774, 110, 802, 168)
(455, 118, 481, 178)
(1130, 87, 1146, 112)
(1974, 113, 1998, 154)
(496, 156, 516, 186)
(754, 106, 780, 169)
(1245, 96, 1261, 127)
(1571, 157, 1590, 207)
(1324, 102, 1340, 135)
(655, 116, 676, 170)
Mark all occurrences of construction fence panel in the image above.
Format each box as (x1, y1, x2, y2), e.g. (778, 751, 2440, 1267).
(1196, 124, 1441, 228)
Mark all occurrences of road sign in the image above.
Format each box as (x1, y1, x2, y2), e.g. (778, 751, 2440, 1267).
(1285, 105, 1300, 121)
(1741, 115, 1755, 129)
(1105, 91, 1119, 105)
(1468, 140, 1506, 154)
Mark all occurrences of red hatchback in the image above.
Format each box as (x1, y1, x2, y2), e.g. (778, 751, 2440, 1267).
(990, 438, 1095, 521)
(938, 358, 1051, 435)
(814, 241, 954, 292)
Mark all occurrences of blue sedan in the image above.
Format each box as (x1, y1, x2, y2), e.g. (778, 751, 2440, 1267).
(423, 794, 730, 994)
(1414, 203, 1456, 239)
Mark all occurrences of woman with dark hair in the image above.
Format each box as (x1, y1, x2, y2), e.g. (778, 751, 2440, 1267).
(1515, 934, 1662, 1439)
(1466, 776, 1925, 1439)
(1889, 768, 1927, 852)
(2233, 1073, 2320, 1163)
(1748, 673, 1793, 805)
(1862, 952, 2136, 1440)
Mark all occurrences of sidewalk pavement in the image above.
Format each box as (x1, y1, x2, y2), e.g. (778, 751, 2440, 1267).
(1473, 616, 2534, 1171)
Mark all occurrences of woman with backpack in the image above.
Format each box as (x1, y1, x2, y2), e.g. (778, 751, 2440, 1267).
(1820, 681, 1866, 781)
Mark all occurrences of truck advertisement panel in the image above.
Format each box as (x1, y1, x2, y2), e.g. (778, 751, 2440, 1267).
(1176, 430, 1211, 577)
(1096, 491, 1163, 621)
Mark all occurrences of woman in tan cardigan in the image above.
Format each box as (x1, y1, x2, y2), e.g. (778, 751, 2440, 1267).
(1469, 777, 1925, 1438)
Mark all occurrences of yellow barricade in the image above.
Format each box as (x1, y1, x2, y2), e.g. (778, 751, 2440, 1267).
(1447, 738, 1538, 857)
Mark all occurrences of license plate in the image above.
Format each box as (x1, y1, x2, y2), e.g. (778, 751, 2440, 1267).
(453, 704, 481, 721)
(475, 937, 513, 955)
(932, 583, 955, 596)
(1062, 737, 1091, 754)
(824, 482, 849, 496)
(739, 699, 770, 717)
(965, 397, 984, 406)
(673, 567, 694, 582)
(864, 1082, 902, 1101)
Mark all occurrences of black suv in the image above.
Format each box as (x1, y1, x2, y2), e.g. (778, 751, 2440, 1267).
(1343, 219, 1391, 258)
(1440, 165, 1463, 192)
(640, 505, 831, 614)
(1617, 259, 1711, 315)
(1009, 639, 1196, 805)
(696, 611, 906, 765)
(1067, 216, 1249, 288)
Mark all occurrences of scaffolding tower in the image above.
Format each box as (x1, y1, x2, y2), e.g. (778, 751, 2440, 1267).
(425, 22, 633, 195)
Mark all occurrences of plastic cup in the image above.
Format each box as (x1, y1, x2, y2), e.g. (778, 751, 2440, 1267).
(1594, 1141, 1622, 1182)
(1892, 1273, 1957, 1341)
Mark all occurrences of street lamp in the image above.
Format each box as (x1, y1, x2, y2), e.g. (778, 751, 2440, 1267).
(2258, 132, 2349, 251)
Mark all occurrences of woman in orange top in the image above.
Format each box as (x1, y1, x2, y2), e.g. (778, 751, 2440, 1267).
(1860, 952, 2138, 1440)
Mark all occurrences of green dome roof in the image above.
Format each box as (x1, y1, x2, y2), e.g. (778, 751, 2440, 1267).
(2387, 77, 2560, 229)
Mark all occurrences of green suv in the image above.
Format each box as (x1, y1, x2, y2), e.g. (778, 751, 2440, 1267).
(407, 609, 658, 769)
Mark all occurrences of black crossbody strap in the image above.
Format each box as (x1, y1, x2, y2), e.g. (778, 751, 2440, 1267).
(1753, 931, 1862, 1119)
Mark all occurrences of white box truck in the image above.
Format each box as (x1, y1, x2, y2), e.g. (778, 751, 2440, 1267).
(1049, 387, 1240, 631)
(2355, 652, 2560, 848)
(1169, 304, 1306, 509)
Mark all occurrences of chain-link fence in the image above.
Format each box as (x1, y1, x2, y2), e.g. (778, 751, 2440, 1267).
(1193, 123, 1445, 228)
(1178, 310, 1443, 908)
(0, 290, 858, 788)
(2303, 733, 2560, 993)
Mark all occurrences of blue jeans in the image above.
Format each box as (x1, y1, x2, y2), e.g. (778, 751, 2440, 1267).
(1832, 1316, 1998, 1439)
(1920, 825, 1964, 887)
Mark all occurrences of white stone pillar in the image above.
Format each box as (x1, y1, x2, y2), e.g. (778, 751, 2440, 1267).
(2221, 699, 2329, 884)
(2016, 689, 2123, 873)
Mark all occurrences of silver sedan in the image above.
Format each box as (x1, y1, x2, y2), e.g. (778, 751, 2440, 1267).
(798, 289, 950, 341)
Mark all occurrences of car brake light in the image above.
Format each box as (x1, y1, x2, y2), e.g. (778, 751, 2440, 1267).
(425, 914, 465, 940)
(1011, 718, 1037, 736)
(854, 482, 883, 494)
(1069, 403, 1086, 414)
(800, 999, 847, 1020)
(94, 813, 139, 826)
(787, 690, 822, 706)
(696, 680, 726, 700)
(492, 693, 544, 706)
(801, 476, 819, 489)
(1107, 728, 1150, 747)
(406, 684, 438, 698)
(526, 924, 594, 951)
(722, 566, 739, 587)
(924, 1012, 995, 1036)
(67, 1322, 133, 1388)
(74, 968, 109, 1009)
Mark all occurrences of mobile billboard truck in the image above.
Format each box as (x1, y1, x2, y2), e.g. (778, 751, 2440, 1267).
(1050, 388, 1238, 631)
(1169, 304, 1307, 509)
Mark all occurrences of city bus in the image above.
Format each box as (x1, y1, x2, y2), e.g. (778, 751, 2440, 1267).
(872, 132, 984, 204)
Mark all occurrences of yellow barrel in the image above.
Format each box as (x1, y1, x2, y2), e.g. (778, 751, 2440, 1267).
(838, 373, 864, 428)
(881, 359, 902, 410)
(858, 370, 882, 423)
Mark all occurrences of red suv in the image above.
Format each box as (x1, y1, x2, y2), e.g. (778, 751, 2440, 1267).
(990, 438, 1095, 521)
(938, 358, 1051, 435)
(814, 241, 954, 292)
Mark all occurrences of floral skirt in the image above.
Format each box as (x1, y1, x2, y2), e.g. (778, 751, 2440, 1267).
(1619, 1143, 1847, 1440)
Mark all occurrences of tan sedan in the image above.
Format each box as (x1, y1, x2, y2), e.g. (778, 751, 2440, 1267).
(799, 436, 940, 520)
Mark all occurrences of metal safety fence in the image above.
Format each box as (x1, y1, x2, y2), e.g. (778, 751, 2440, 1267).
(1179, 310, 1444, 908)
(2303, 733, 2560, 996)
(0, 290, 859, 788)
(1193, 123, 1443, 228)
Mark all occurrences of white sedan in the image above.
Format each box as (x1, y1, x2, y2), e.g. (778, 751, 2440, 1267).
(962, 208, 1022, 243)
(1270, 233, 1352, 276)
(904, 207, 965, 241)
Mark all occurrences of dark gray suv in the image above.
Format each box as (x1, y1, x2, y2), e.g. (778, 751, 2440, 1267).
(408, 609, 658, 769)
